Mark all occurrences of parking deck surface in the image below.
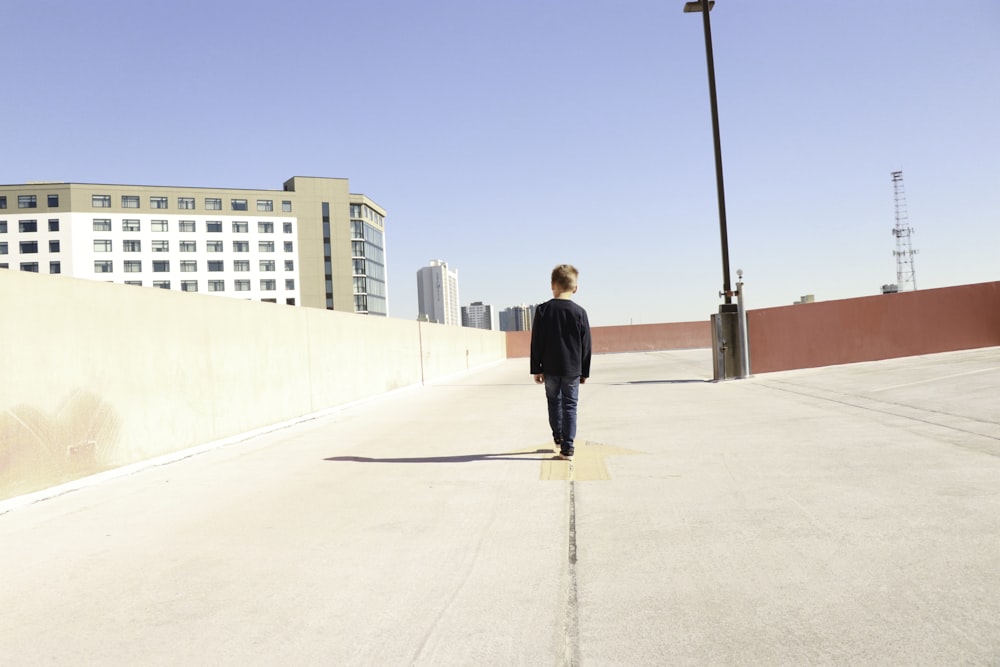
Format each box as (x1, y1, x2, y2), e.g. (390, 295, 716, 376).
(2, 347, 999, 665)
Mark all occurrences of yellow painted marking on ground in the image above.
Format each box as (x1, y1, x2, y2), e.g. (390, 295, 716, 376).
(539, 440, 642, 481)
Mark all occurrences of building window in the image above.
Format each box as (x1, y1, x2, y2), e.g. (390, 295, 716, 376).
(232, 221, 248, 233)
(150, 196, 168, 209)
(153, 281, 170, 289)
(259, 260, 275, 272)
(180, 241, 197, 252)
(233, 260, 250, 272)
(20, 241, 39, 254)
(49, 261, 61, 274)
(208, 280, 225, 292)
(123, 240, 141, 252)
(93, 219, 111, 231)
(153, 260, 170, 272)
(123, 219, 140, 231)
(0, 196, 6, 209)
(48, 219, 59, 231)
(260, 279, 276, 291)
(19, 220, 38, 233)
(257, 199, 273, 212)
(48, 240, 60, 253)
(284, 241, 293, 252)
(234, 279, 250, 291)
(179, 220, 196, 232)
(122, 195, 140, 208)
(231, 199, 248, 211)
(285, 279, 295, 290)
(233, 241, 249, 253)
(0, 242, 6, 254)
(282, 200, 292, 212)
(125, 260, 142, 273)
(259, 241, 274, 253)
(181, 281, 197, 292)
(205, 198, 222, 210)
(284, 260, 294, 271)
(0, 221, 6, 232)
(152, 240, 169, 252)
(125, 280, 142, 286)
(93, 240, 112, 252)
(152, 220, 168, 232)
(283, 222, 293, 233)
(92, 195, 111, 208)
(206, 241, 223, 252)
(258, 221, 273, 233)
(94, 261, 112, 273)
(178, 197, 195, 210)
(21, 262, 39, 272)
(18, 195, 37, 209)
(180, 260, 197, 272)
(207, 221, 222, 232)
(47, 194, 59, 207)
(208, 260, 224, 272)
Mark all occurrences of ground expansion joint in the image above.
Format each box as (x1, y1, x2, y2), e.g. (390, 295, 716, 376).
(562, 468, 581, 667)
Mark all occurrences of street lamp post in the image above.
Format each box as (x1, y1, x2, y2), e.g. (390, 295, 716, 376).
(684, 0, 749, 379)
(683, 0, 731, 304)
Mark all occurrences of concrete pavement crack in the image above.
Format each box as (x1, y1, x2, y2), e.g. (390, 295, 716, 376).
(563, 466, 580, 667)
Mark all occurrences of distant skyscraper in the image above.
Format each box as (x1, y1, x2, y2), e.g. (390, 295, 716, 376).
(499, 304, 534, 332)
(461, 301, 494, 330)
(416, 259, 460, 325)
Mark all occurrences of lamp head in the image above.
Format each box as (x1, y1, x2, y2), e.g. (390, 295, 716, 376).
(683, 1, 715, 12)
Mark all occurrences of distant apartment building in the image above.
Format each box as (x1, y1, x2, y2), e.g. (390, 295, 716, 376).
(461, 301, 494, 330)
(499, 304, 534, 332)
(0, 177, 387, 315)
(416, 259, 460, 325)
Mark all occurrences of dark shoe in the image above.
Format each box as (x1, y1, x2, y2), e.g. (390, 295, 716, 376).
(559, 451, 573, 460)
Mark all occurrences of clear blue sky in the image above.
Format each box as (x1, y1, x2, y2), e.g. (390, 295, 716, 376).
(4, 0, 998, 326)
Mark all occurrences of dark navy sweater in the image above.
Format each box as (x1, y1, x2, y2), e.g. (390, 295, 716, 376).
(529, 298, 592, 378)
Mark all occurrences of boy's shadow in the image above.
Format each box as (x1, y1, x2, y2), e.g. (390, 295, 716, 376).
(325, 449, 554, 464)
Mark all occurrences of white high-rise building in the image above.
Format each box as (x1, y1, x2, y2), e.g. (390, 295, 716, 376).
(461, 301, 494, 330)
(416, 259, 460, 325)
(0, 177, 387, 314)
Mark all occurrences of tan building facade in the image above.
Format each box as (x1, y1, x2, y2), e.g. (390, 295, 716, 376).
(0, 176, 386, 315)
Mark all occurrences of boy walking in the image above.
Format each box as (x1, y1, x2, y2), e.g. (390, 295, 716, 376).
(530, 264, 592, 460)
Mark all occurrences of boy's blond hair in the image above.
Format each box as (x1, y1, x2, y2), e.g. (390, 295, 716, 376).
(551, 264, 579, 292)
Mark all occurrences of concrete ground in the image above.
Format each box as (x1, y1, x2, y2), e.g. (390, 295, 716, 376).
(1, 347, 998, 666)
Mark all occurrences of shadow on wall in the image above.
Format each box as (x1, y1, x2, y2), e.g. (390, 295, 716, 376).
(0, 390, 122, 500)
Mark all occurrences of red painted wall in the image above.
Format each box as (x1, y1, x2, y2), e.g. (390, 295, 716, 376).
(505, 282, 1000, 374)
(747, 281, 1000, 373)
(506, 320, 711, 358)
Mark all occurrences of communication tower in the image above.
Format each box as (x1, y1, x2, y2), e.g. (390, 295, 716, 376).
(891, 171, 917, 291)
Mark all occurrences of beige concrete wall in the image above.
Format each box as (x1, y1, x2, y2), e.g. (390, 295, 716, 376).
(0, 271, 505, 500)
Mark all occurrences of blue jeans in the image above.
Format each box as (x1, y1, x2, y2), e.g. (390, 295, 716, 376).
(544, 375, 580, 455)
